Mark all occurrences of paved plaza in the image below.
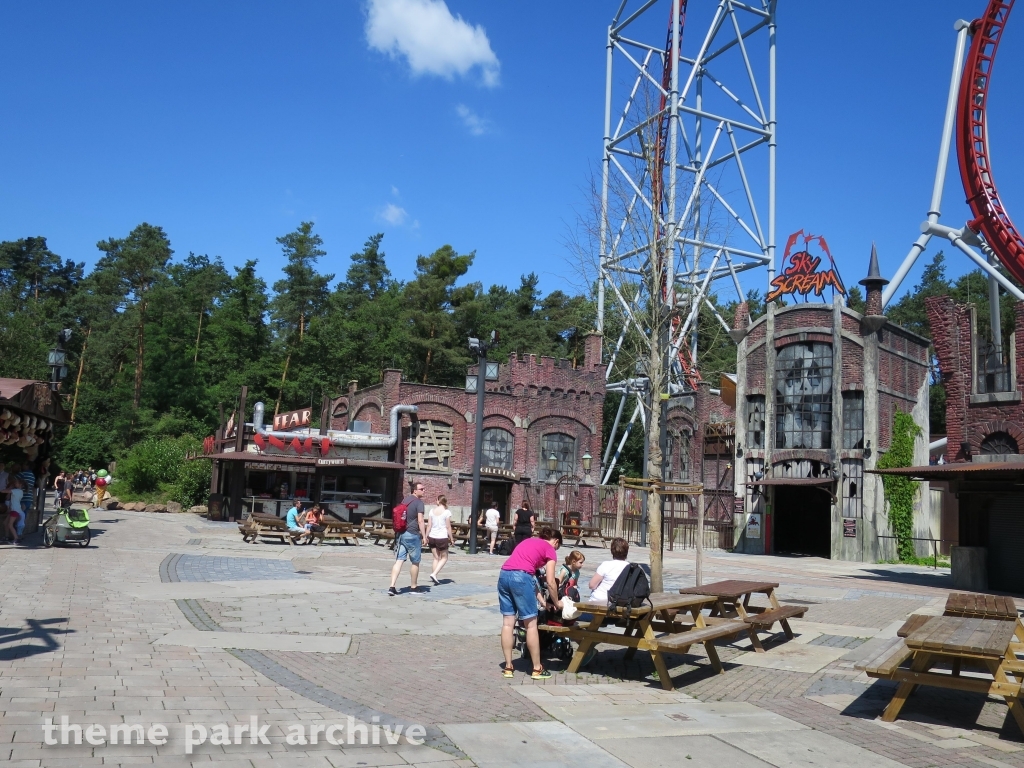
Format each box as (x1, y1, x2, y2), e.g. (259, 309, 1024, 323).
(2, 506, 1023, 767)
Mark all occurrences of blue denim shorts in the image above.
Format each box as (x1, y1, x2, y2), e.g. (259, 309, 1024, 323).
(498, 569, 539, 620)
(395, 531, 423, 565)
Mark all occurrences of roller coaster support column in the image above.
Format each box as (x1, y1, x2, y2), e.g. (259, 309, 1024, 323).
(989, 251, 1004, 363)
(883, 20, 972, 307)
(923, 222, 1024, 301)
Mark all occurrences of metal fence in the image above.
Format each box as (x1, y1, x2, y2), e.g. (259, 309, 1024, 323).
(595, 484, 735, 551)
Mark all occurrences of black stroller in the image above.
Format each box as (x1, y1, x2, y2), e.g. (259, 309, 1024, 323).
(514, 568, 579, 662)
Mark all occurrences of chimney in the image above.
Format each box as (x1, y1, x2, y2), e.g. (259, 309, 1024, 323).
(859, 242, 889, 332)
(584, 332, 603, 370)
(729, 301, 750, 343)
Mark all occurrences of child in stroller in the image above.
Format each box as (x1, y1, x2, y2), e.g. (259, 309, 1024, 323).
(513, 554, 584, 663)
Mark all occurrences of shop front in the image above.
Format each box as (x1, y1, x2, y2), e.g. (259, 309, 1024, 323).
(203, 395, 414, 522)
(0, 378, 70, 535)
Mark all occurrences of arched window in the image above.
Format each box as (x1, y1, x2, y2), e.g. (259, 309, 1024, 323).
(980, 431, 1019, 455)
(775, 342, 833, 449)
(407, 420, 453, 471)
(481, 428, 514, 470)
(541, 433, 575, 480)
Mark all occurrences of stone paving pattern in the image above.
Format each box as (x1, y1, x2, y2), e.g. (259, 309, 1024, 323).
(2, 503, 1024, 767)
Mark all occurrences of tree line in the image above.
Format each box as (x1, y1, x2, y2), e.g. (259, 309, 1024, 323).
(0, 223, 597, 469)
(1, 219, 981, 475)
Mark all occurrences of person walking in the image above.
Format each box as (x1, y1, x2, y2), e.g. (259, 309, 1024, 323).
(478, 502, 501, 554)
(388, 482, 426, 596)
(498, 527, 563, 679)
(511, 498, 536, 548)
(426, 495, 455, 585)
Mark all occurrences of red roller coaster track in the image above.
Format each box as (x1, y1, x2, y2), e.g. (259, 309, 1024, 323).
(958, 0, 1024, 285)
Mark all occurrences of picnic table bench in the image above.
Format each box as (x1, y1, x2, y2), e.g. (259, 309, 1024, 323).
(451, 522, 514, 550)
(679, 579, 806, 652)
(359, 517, 396, 547)
(547, 592, 746, 690)
(564, 525, 610, 548)
(248, 514, 308, 545)
(318, 520, 360, 546)
(898, 592, 1023, 641)
(857, 614, 1024, 732)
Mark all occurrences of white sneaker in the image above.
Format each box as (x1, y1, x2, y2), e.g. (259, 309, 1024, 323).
(430, 574, 440, 585)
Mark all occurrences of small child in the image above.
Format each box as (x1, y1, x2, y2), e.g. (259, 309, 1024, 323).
(557, 550, 585, 602)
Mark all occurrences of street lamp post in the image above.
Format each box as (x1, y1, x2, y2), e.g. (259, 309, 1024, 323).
(468, 332, 497, 555)
(48, 329, 72, 392)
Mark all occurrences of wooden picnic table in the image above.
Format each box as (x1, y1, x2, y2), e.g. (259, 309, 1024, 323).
(860, 614, 1024, 732)
(564, 525, 610, 548)
(554, 592, 747, 691)
(679, 579, 806, 652)
(898, 592, 1023, 641)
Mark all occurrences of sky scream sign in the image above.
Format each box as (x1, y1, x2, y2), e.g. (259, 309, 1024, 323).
(767, 230, 847, 303)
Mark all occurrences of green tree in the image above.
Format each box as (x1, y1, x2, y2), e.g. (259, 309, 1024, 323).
(270, 222, 332, 414)
(404, 245, 476, 385)
(95, 223, 173, 428)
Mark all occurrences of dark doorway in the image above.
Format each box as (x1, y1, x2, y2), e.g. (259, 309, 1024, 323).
(480, 481, 512, 523)
(773, 486, 831, 557)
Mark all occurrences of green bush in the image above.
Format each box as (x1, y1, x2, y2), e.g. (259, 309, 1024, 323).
(170, 455, 211, 508)
(115, 434, 210, 507)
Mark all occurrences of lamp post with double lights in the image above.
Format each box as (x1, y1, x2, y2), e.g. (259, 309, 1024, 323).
(546, 451, 593, 529)
(467, 331, 498, 555)
(48, 329, 72, 392)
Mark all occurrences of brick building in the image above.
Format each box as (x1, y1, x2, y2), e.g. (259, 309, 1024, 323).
(730, 253, 932, 561)
(328, 333, 606, 524)
(879, 296, 1024, 592)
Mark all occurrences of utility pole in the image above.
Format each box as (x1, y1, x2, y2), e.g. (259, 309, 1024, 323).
(468, 332, 497, 555)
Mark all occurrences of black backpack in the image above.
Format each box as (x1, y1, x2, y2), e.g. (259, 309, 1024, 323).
(497, 538, 514, 556)
(606, 563, 651, 614)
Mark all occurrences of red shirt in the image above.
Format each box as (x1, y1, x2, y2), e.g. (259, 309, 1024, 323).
(501, 538, 557, 574)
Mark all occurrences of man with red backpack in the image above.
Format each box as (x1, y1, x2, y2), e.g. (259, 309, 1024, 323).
(388, 483, 426, 596)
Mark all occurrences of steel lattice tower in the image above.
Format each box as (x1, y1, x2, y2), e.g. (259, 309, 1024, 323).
(596, 0, 777, 483)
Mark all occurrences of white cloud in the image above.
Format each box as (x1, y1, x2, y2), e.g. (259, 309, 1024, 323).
(391, 185, 400, 196)
(456, 103, 491, 136)
(365, 0, 500, 87)
(379, 202, 408, 225)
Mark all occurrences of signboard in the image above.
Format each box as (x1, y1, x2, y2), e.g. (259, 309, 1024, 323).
(843, 519, 857, 538)
(746, 513, 762, 539)
(767, 230, 847, 303)
(273, 407, 312, 432)
(317, 458, 348, 467)
(246, 461, 315, 474)
(480, 466, 519, 481)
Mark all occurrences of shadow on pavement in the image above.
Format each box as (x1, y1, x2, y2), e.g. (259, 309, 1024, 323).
(842, 677, 1024, 742)
(0, 617, 74, 661)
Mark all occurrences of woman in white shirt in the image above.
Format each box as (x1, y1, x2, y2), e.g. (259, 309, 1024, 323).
(589, 537, 631, 602)
(4, 478, 25, 543)
(477, 504, 502, 555)
(427, 495, 454, 585)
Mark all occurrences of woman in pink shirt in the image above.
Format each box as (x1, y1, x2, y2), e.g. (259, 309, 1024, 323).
(497, 527, 564, 679)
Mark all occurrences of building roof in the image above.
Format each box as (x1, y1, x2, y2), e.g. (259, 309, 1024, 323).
(0, 377, 70, 422)
(868, 462, 1024, 481)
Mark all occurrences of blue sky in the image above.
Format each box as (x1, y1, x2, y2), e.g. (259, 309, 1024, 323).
(1, 0, 1021, 304)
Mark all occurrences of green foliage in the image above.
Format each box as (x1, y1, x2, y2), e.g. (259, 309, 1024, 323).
(117, 436, 191, 494)
(877, 410, 922, 562)
(55, 424, 116, 470)
(113, 434, 209, 507)
(171, 454, 212, 508)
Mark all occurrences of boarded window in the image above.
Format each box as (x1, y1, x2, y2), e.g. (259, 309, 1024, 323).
(407, 420, 453, 472)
